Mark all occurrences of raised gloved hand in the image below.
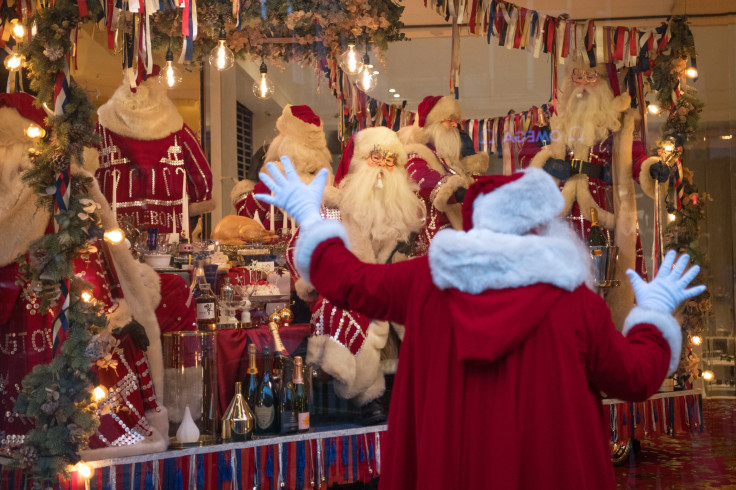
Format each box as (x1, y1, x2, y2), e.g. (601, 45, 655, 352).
(255, 156, 328, 229)
(626, 250, 706, 314)
(649, 160, 671, 183)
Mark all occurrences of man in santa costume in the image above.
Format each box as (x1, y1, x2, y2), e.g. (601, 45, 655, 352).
(91, 74, 214, 234)
(524, 61, 670, 328)
(257, 156, 704, 490)
(290, 127, 424, 423)
(231, 104, 333, 229)
(398, 95, 489, 255)
(0, 92, 169, 459)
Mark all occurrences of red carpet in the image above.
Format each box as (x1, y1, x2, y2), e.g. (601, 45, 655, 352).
(615, 398, 736, 488)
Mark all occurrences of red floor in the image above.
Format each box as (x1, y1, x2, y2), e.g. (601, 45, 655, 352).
(614, 398, 736, 489)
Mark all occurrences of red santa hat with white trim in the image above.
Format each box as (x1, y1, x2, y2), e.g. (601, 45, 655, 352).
(275, 104, 326, 149)
(461, 167, 564, 233)
(333, 126, 407, 185)
(417, 95, 462, 128)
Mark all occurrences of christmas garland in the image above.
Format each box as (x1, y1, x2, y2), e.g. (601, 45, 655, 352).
(648, 16, 710, 381)
(147, 0, 405, 68)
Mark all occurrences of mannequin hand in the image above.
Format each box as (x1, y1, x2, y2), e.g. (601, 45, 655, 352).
(626, 250, 706, 314)
(649, 161, 671, 183)
(255, 156, 328, 229)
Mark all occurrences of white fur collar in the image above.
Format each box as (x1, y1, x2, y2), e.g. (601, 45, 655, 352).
(428, 222, 593, 294)
(97, 82, 183, 140)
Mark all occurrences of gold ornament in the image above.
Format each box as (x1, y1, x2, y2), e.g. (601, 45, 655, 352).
(268, 311, 282, 325)
(279, 306, 293, 326)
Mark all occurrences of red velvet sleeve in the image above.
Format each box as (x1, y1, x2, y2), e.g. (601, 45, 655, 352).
(180, 124, 213, 204)
(581, 288, 670, 401)
(309, 238, 428, 326)
(406, 158, 446, 203)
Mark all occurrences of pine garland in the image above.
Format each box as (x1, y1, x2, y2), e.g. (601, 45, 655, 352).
(649, 16, 710, 379)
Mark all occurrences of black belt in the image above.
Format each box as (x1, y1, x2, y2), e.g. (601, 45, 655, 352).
(543, 158, 612, 185)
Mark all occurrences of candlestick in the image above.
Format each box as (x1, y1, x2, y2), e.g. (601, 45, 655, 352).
(111, 169, 121, 220)
(269, 198, 275, 232)
(182, 176, 190, 240)
(282, 211, 288, 234)
(172, 210, 177, 236)
(291, 216, 296, 234)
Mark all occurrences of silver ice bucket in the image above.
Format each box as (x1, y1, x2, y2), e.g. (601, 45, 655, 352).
(588, 245, 619, 288)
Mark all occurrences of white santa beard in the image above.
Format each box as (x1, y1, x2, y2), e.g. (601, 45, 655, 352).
(0, 146, 30, 216)
(338, 164, 424, 244)
(425, 122, 461, 165)
(553, 83, 622, 157)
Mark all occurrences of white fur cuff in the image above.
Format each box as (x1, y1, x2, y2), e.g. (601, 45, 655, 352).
(295, 220, 350, 283)
(623, 306, 682, 376)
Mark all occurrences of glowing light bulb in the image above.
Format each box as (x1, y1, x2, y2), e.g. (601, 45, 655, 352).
(104, 229, 125, 244)
(339, 36, 363, 76)
(691, 335, 702, 346)
(81, 291, 93, 303)
(685, 67, 698, 79)
(647, 103, 661, 116)
(11, 20, 25, 40)
(93, 385, 108, 402)
(702, 370, 714, 381)
(24, 124, 46, 139)
(662, 142, 675, 154)
(252, 61, 275, 100)
(75, 462, 93, 480)
(209, 29, 235, 71)
(158, 48, 183, 89)
(667, 213, 676, 222)
(4, 53, 23, 71)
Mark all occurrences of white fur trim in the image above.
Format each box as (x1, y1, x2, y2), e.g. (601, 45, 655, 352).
(472, 167, 564, 234)
(97, 81, 183, 140)
(428, 223, 592, 293)
(231, 179, 256, 207)
(0, 107, 36, 146)
(397, 124, 429, 146)
(459, 152, 489, 176)
(623, 307, 682, 376)
(80, 410, 169, 460)
(275, 105, 327, 149)
(352, 127, 407, 168)
(424, 96, 462, 128)
(295, 220, 349, 283)
(294, 277, 318, 302)
(0, 185, 50, 266)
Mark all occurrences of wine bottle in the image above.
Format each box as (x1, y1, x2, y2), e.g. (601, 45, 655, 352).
(243, 344, 259, 412)
(294, 356, 310, 433)
(587, 207, 608, 247)
(221, 381, 254, 442)
(253, 346, 278, 436)
(195, 276, 218, 330)
(278, 361, 298, 434)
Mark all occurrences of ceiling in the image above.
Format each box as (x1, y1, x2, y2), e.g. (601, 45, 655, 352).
(72, 0, 735, 127)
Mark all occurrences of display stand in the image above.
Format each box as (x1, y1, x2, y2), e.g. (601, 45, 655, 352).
(0, 424, 386, 490)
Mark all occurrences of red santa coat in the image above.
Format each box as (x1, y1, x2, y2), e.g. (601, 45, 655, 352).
(95, 123, 212, 234)
(234, 180, 288, 231)
(296, 218, 679, 490)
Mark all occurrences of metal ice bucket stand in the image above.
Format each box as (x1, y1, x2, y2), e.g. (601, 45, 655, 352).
(588, 245, 620, 290)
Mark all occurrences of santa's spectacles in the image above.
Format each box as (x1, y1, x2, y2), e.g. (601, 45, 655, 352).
(367, 147, 398, 169)
(571, 69, 599, 86)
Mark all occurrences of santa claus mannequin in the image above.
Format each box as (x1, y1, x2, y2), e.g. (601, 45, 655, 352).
(398, 96, 489, 255)
(90, 74, 214, 234)
(285, 127, 424, 422)
(526, 61, 668, 329)
(232, 104, 333, 229)
(0, 92, 169, 459)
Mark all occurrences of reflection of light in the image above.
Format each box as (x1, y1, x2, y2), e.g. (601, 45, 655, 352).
(24, 124, 46, 139)
(388, 88, 396, 93)
(721, 135, 733, 140)
(11, 21, 25, 40)
(647, 103, 661, 115)
(93, 385, 108, 401)
(393, 93, 400, 98)
(691, 335, 702, 345)
(702, 370, 714, 381)
(340, 43, 363, 76)
(667, 213, 676, 222)
(359, 66, 376, 92)
(685, 67, 698, 79)
(663, 142, 675, 154)
(81, 291, 93, 302)
(104, 229, 124, 244)
(4, 53, 23, 71)
(252, 62, 275, 100)
(75, 462, 93, 480)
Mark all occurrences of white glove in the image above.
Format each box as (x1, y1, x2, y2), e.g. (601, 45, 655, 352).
(626, 250, 706, 314)
(255, 156, 328, 229)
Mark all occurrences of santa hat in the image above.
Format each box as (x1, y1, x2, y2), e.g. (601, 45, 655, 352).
(333, 126, 407, 185)
(275, 104, 325, 148)
(0, 92, 48, 128)
(461, 167, 563, 233)
(417, 95, 462, 128)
